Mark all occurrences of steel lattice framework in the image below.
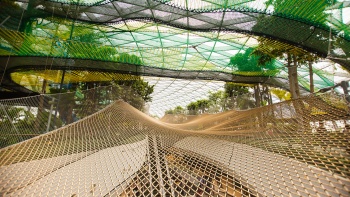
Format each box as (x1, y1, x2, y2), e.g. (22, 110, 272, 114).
(0, 0, 350, 94)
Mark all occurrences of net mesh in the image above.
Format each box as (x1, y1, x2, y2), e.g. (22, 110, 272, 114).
(1, 86, 349, 196)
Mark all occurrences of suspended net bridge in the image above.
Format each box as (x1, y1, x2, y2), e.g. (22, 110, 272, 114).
(1, 0, 350, 196)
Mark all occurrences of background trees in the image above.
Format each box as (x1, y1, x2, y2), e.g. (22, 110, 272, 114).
(165, 106, 185, 115)
(35, 77, 154, 126)
(0, 105, 40, 148)
(113, 78, 154, 110)
(164, 81, 297, 117)
(250, 0, 336, 98)
(165, 83, 260, 115)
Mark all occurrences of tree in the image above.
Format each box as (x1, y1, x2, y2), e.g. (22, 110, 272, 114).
(224, 83, 254, 110)
(165, 106, 185, 115)
(208, 90, 225, 113)
(46, 76, 154, 124)
(115, 53, 143, 65)
(131, 80, 154, 102)
(165, 109, 174, 115)
(113, 78, 154, 111)
(174, 106, 185, 114)
(196, 99, 210, 114)
(0, 105, 40, 147)
(224, 83, 249, 97)
(49, 88, 76, 125)
(228, 48, 278, 76)
(236, 94, 256, 109)
(187, 101, 199, 115)
(265, 0, 331, 24)
(251, 0, 333, 98)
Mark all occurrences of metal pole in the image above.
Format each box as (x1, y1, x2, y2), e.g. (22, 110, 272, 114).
(46, 98, 55, 133)
(53, 1, 77, 122)
(308, 61, 314, 93)
(341, 81, 350, 102)
(54, 69, 66, 120)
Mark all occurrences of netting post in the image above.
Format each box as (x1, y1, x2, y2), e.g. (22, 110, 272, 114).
(54, 69, 66, 121)
(254, 84, 261, 107)
(46, 98, 55, 133)
(308, 61, 314, 93)
(287, 54, 298, 99)
(292, 55, 300, 98)
(340, 81, 350, 102)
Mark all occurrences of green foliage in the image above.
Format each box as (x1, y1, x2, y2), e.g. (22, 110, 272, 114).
(208, 90, 226, 113)
(186, 99, 210, 115)
(165, 106, 185, 115)
(167, 83, 255, 115)
(224, 83, 257, 110)
(228, 48, 277, 74)
(224, 83, 249, 97)
(131, 80, 154, 102)
(97, 46, 117, 58)
(250, 48, 282, 66)
(265, 0, 332, 25)
(73, 30, 101, 43)
(49, 80, 151, 121)
(187, 101, 199, 115)
(0, 106, 38, 148)
(235, 94, 256, 109)
(252, 0, 329, 66)
(196, 99, 210, 114)
(208, 90, 224, 102)
(174, 106, 185, 114)
(49, 88, 77, 124)
(116, 53, 143, 65)
(165, 109, 174, 114)
(110, 78, 154, 111)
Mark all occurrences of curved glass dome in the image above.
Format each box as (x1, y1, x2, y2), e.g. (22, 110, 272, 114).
(0, 0, 349, 95)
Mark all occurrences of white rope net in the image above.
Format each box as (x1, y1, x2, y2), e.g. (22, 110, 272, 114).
(0, 86, 349, 197)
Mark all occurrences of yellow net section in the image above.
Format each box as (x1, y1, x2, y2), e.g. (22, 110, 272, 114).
(10, 70, 140, 91)
(0, 87, 349, 196)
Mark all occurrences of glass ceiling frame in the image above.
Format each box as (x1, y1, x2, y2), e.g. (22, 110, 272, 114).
(0, 0, 349, 94)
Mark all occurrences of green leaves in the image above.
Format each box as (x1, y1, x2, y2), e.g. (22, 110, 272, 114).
(165, 106, 185, 115)
(131, 79, 154, 103)
(115, 53, 143, 66)
(224, 82, 249, 97)
(228, 48, 278, 75)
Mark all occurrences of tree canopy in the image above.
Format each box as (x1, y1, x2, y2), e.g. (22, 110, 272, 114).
(115, 53, 143, 65)
(228, 48, 277, 73)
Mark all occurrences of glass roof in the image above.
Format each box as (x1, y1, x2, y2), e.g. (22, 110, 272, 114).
(0, 0, 349, 95)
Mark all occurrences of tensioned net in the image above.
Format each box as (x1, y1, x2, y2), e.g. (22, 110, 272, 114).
(0, 86, 349, 196)
(1, 0, 350, 196)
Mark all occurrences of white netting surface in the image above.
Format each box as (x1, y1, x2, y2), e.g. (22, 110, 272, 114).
(0, 87, 350, 197)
